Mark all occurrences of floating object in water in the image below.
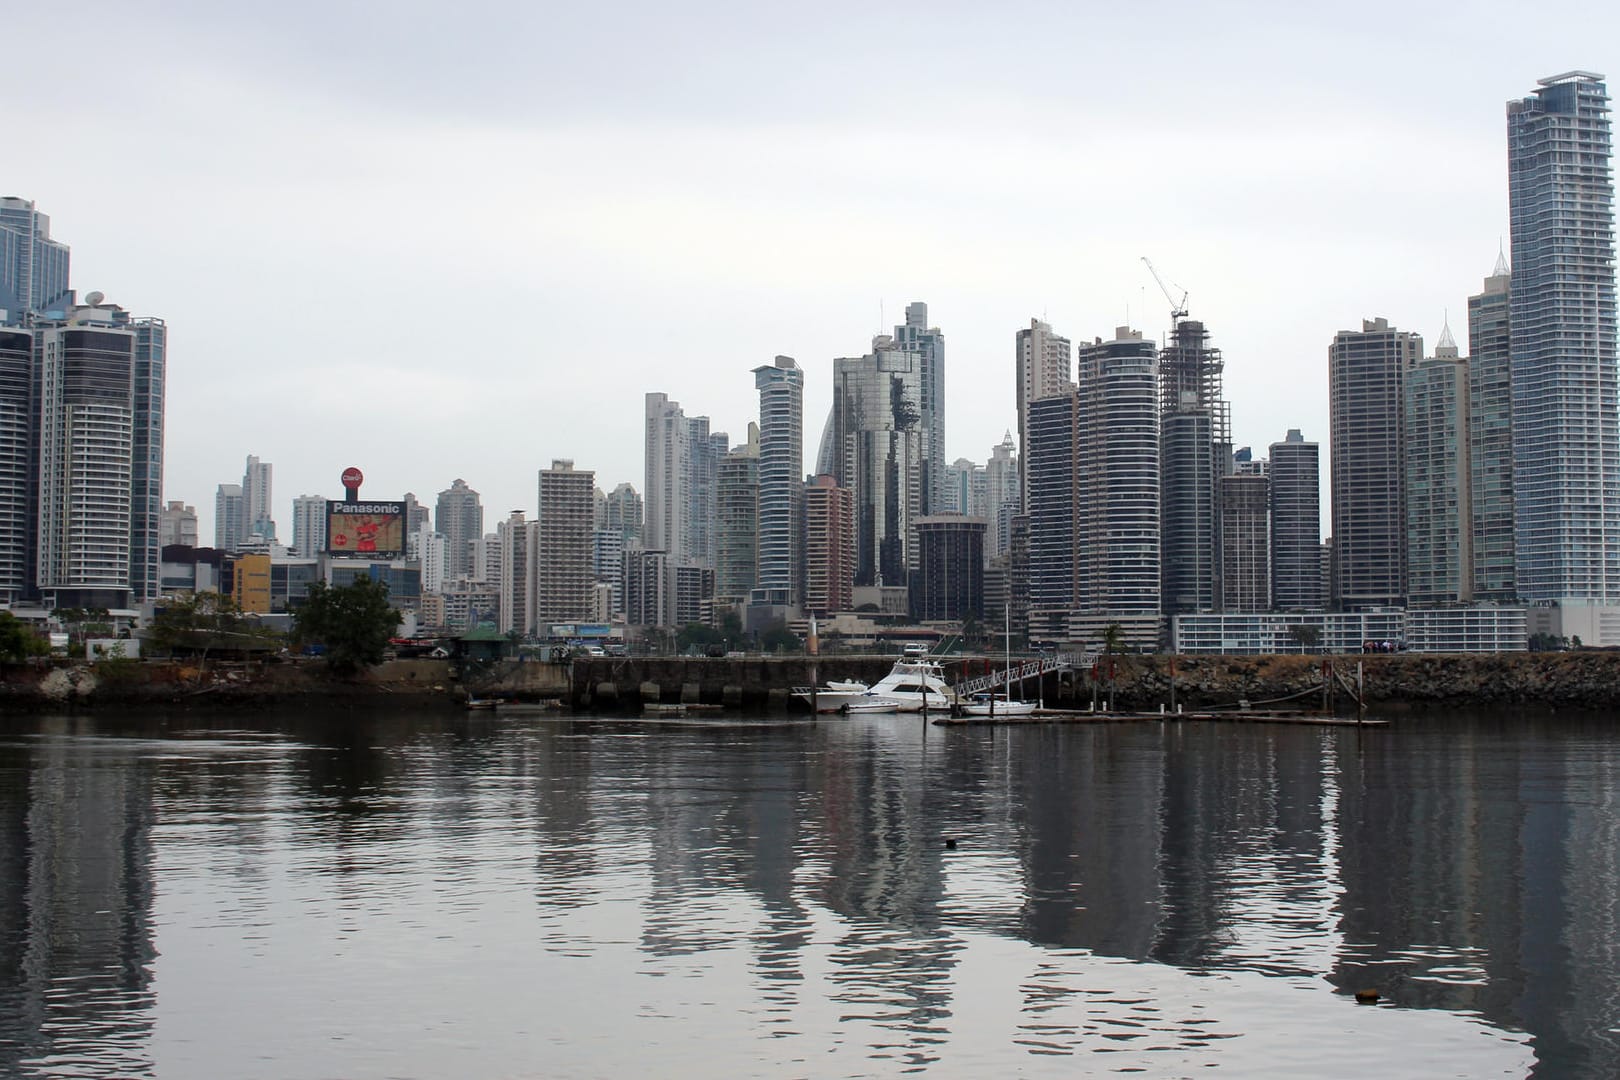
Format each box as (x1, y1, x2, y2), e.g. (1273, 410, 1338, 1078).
(1354, 988, 1380, 1004)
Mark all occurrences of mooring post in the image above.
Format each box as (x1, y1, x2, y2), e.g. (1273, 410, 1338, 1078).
(1356, 661, 1365, 726)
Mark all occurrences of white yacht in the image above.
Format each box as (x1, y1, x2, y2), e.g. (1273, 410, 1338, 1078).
(794, 658, 956, 713)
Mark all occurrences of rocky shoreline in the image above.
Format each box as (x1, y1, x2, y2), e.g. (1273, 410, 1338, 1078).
(5, 652, 1620, 714)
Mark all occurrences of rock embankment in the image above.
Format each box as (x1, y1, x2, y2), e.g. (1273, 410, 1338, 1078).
(1089, 652, 1620, 710)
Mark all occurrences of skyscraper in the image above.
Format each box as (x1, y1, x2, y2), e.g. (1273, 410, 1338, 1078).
(214, 484, 244, 551)
(752, 356, 804, 608)
(0, 327, 31, 601)
(1329, 318, 1421, 610)
(645, 392, 692, 559)
(1467, 253, 1516, 601)
(803, 475, 854, 617)
(824, 336, 927, 587)
(985, 431, 1019, 559)
(1268, 429, 1323, 611)
(33, 301, 139, 609)
(716, 424, 759, 603)
(128, 318, 165, 603)
(535, 460, 595, 624)
(0, 197, 71, 325)
(1506, 72, 1619, 611)
(1219, 473, 1270, 611)
(1025, 391, 1079, 615)
(242, 455, 274, 543)
(434, 478, 484, 580)
(291, 494, 327, 557)
(1405, 327, 1473, 606)
(1075, 328, 1161, 620)
(496, 510, 537, 636)
(912, 516, 986, 622)
(1158, 319, 1229, 615)
(1015, 318, 1072, 507)
(601, 482, 643, 545)
(892, 302, 945, 513)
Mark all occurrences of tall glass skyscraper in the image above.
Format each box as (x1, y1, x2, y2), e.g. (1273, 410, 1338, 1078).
(751, 356, 803, 607)
(1506, 72, 1619, 605)
(0, 197, 72, 325)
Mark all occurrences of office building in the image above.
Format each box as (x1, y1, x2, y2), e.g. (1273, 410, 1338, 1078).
(1406, 328, 1473, 605)
(1015, 318, 1072, 507)
(291, 494, 327, 557)
(716, 424, 759, 603)
(535, 460, 596, 623)
(1329, 318, 1421, 609)
(400, 492, 430, 537)
(912, 516, 986, 622)
(752, 356, 804, 608)
(687, 418, 726, 569)
(1467, 253, 1517, 601)
(892, 302, 946, 512)
(434, 478, 484, 580)
(823, 334, 927, 587)
(0, 197, 72, 324)
(1507, 72, 1620, 617)
(803, 475, 854, 617)
(1268, 430, 1323, 611)
(1159, 319, 1229, 615)
(1219, 473, 1270, 611)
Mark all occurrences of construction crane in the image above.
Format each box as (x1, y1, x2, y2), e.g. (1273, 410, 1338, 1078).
(1140, 257, 1189, 322)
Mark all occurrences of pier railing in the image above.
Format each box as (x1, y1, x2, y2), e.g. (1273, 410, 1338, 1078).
(953, 653, 1083, 696)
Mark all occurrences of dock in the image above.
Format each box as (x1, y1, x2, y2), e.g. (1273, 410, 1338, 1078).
(934, 708, 1388, 728)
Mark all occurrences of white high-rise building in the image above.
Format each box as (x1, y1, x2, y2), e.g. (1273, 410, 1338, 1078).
(1507, 72, 1620, 634)
(159, 501, 198, 549)
(33, 301, 138, 609)
(410, 524, 448, 595)
(1016, 318, 1072, 507)
(214, 484, 244, 550)
(751, 356, 803, 608)
(645, 392, 691, 559)
(496, 511, 538, 636)
(291, 494, 328, 557)
(535, 459, 596, 623)
(242, 455, 274, 542)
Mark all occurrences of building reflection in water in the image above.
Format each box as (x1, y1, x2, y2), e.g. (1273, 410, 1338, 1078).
(0, 727, 158, 1078)
(0, 710, 1615, 1075)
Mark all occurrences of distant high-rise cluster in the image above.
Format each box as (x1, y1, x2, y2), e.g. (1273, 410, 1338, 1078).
(4, 73, 1610, 656)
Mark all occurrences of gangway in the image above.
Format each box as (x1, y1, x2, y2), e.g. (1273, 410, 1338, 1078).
(953, 652, 1088, 697)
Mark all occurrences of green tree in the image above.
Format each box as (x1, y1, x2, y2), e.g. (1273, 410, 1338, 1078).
(676, 622, 724, 652)
(1287, 624, 1322, 653)
(147, 592, 276, 659)
(293, 578, 401, 675)
(52, 606, 112, 646)
(0, 611, 48, 662)
(1101, 622, 1126, 656)
(760, 617, 801, 654)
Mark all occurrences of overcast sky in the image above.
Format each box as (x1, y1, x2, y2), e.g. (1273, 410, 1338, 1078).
(6, 2, 1617, 540)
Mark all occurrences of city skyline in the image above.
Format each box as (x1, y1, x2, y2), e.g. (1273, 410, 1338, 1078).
(4, 4, 1614, 539)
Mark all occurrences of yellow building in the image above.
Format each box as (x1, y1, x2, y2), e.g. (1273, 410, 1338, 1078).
(231, 553, 272, 614)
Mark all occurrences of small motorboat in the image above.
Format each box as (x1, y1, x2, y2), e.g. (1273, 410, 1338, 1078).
(843, 698, 902, 714)
(958, 694, 1038, 718)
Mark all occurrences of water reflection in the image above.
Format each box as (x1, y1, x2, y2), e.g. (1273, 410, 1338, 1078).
(3, 708, 1613, 1075)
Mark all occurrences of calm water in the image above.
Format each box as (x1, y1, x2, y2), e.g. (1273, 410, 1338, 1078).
(1, 707, 1616, 1078)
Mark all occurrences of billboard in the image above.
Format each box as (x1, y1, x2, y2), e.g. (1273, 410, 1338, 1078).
(325, 500, 405, 558)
